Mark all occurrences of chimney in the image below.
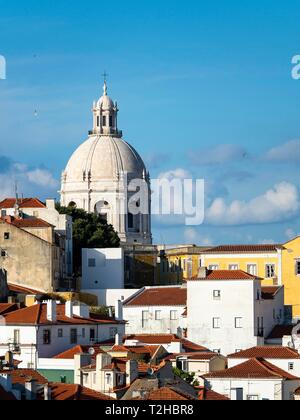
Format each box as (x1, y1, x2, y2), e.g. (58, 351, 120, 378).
(198, 267, 208, 279)
(43, 383, 51, 401)
(25, 379, 38, 401)
(65, 300, 73, 318)
(126, 360, 138, 386)
(46, 300, 57, 322)
(115, 300, 123, 321)
(73, 303, 89, 319)
(115, 333, 121, 346)
(45, 199, 55, 210)
(74, 354, 92, 385)
(4, 351, 13, 369)
(96, 352, 112, 371)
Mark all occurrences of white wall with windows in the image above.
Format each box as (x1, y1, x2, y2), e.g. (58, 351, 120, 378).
(187, 279, 284, 356)
(123, 304, 187, 335)
(82, 248, 124, 291)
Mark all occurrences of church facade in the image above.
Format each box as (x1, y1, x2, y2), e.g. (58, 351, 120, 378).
(60, 82, 152, 245)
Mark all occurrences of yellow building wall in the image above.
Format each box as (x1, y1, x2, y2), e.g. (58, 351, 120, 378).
(282, 237, 300, 319)
(168, 254, 201, 279)
(202, 255, 279, 286)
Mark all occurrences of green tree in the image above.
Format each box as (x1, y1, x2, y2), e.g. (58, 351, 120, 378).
(173, 367, 200, 387)
(56, 203, 120, 274)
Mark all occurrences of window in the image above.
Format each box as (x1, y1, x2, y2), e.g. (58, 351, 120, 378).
(70, 329, 77, 345)
(102, 116, 107, 126)
(58, 329, 63, 338)
(209, 265, 219, 271)
(106, 373, 111, 385)
(235, 318, 243, 329)
(170, 311, 178, 321)
(1, 249, 7, 257)
(289, 363, 294, 371)
(247, 264, 257, 276)
(1, 210, 7, 218)
(43, 330, 51, 345)
(265, 264, 276, 278)
(177, 359, 188, 372)
(229, 264, 239, 270)
(109, 116, 113, 127)
(82, 328, 86, 338)
(213, 318, 221, 329)
(155, 311, 162, 321)
(88, 258, 96, 268)
(213, 290, 221, 300)
(142, 311, 149, 328)
(4, 232, 9, 240)
(295, 260, 300, 276)
(90, 328, 96, 341)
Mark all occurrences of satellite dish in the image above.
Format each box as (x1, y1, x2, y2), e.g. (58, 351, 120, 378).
(88, 347, 95, 356)
(147, 368, 154, 377)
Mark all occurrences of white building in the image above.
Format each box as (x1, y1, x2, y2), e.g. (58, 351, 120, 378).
(123, 286, 187, 336)
(204, 357, 300, 401)
(0, 197, 73, 276)
(0, 301, 125, 369)
(227, 346, 300, 377)
(187, 269, 284, 356)
(60, 81, 152, 245)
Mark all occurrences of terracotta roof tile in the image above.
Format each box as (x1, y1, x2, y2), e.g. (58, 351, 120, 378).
(145, 387, 196, 400)
(40, 383, 114, 400)
(0, 198, 46, 209)
(1, 369, 48, 385)
(189, 270, 260, 281)
(204, 358, 300, 380)
(0, 303, 19, 316)
(3, 303, 121, 326)
(10, 217, 53, 229)
(54, 345, 105, 360)
(203, 244, 283, 253)
(8, 283, 44, 295)
(228, 346, 300, 359)
(124, 287, 187, 307)
(124, 334, 208, 352)
(198, 387, 230, 401)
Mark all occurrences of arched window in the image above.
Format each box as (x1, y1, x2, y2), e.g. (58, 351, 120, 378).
(68, 201, 77, 208)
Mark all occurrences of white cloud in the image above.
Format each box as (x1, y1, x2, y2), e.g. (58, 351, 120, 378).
(265, 140, 300, 163)
(205, 182, 299, 226)
(184, 227, 213, 246)
(26, 168, 58, 188)
(189, 144, 248, 166)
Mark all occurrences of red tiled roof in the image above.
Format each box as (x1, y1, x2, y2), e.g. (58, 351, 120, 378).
(3, 303, 122, 326)
(295, 387, 300, 396)
(228, 346, 300, 360)
(8, 283, 43, 295)
(267, 325, 294, 340)
(125, 345, 160, 357)
(145, 387, 196, 401)
(124, 334, 208, 352)
(261, 287, 282, 300)
(124, 287, 187, 307)
(204, 358, 300, 380)
(54, 345, 105, 360)
(0, 303, 19, 316)
(39, 383, 114, 401)
(0, 198, 46, 209)
(203, 244, 283, 253)
(110, 345, 130, 353)
(189, 270, 260, 281)
(10, 218, 52, 229)
(198, 387, 230, 401)
(1, 369, 48, 385)
(0, 385, 16, 400)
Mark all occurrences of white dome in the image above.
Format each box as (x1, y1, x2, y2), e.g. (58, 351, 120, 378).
(97, 95, 114, 110)
(64, 135, 146, 182)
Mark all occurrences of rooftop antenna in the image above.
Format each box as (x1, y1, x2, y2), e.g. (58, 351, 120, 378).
(14, 181, 20, 218)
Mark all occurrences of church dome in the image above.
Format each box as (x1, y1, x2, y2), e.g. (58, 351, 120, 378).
(64, 135, 147, 182)
(97, 94, 114, 110)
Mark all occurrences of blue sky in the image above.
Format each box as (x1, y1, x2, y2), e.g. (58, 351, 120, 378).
(1, 0, 300, 245)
